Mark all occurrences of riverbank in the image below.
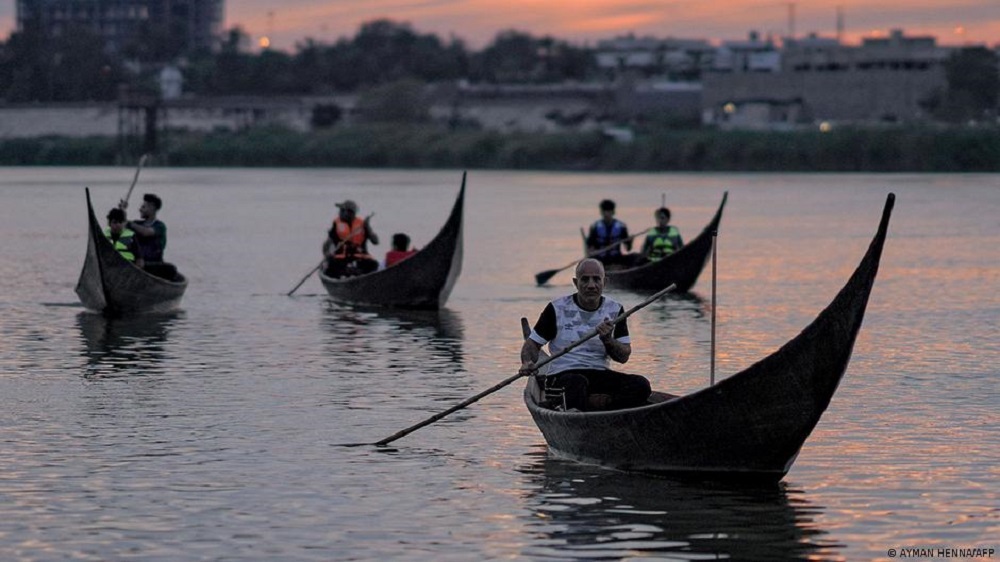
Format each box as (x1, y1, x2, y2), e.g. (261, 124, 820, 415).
(2, 124, 998, 171)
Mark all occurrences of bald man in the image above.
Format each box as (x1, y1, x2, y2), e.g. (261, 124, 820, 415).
(519, 258, 651, 411)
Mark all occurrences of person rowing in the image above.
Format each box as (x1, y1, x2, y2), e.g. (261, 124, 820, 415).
(323, 199, 379, 278)
(519, 258, 651, 411)
(586, 199, 636, 269)
(121, 192, 176, 280)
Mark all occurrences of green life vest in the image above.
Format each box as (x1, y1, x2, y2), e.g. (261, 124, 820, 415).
(104, 227, 137, 262)
(647, 226, 681, 261)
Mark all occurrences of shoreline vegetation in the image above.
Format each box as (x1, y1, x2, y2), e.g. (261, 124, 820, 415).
(1, 124, 998, 171)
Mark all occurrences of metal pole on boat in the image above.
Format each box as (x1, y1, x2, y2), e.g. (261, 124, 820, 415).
(710, 229, 717, 386)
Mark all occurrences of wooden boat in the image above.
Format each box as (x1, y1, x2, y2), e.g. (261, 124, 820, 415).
(75, 188, 187, 316)
(603, 192, 727, 293)
(524, 193, 894, 483)
(318, 175, 465, 310)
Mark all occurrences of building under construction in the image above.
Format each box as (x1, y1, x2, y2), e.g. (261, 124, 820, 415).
(15, 0, 223, 55)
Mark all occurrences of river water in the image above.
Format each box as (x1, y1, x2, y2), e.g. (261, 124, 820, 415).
(0, 167, 996, 561)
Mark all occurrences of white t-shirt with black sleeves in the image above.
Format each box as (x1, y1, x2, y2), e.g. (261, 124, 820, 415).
(528, 294, 629, 374)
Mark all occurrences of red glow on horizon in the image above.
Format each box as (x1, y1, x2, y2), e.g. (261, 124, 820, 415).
(1, 2, 998, 50)
(219, 0, 1000, 51)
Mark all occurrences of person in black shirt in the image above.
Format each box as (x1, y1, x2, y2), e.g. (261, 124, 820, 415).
(122, 193, 175, 279)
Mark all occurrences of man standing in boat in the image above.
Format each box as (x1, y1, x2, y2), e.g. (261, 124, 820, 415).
(323, 199, 380, 277)
(640, 207, 684, 262)
(586, 199, 634, 268)
(519, 258, 651, 411)
(122, 193, 174, 279)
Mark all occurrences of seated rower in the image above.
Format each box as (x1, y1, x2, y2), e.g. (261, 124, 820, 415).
(519, 258, 652, 412)
(323, 199, 379, 278)
(123, 193, 177, 280)
(641, 207, 684, 262)
(586, 199, 634, 268)
(105, 208, 143, 267)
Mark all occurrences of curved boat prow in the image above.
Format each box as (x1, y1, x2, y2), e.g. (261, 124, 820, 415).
(735, 192, 894, 406)
(663, 192, 895, 478)
(75, 188, 110, 311)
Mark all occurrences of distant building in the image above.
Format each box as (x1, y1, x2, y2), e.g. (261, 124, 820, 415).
(711, 31, 781, 73)
(703, 29, 950, 128)
(15, 0, 224, 55)
(595, 34, 714, 80)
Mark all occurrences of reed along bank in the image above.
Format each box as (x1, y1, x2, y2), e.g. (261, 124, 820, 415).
(2, 124, 998, 172)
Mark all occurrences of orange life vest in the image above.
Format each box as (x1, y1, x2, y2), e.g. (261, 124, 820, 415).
(332, 217, 371, 258)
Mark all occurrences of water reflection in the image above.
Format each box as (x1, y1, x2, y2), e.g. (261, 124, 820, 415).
(518, 452, 838, 561)
(320, 303, 464, 360)
(319, 303, 469, 410)
(76, 311, 182, 379)
(651, 291, 709, 320)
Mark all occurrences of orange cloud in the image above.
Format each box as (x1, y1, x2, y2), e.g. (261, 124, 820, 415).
(224, 0, 1000, 51)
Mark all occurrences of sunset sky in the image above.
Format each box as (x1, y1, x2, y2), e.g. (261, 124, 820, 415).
(1, 0, 997, 51)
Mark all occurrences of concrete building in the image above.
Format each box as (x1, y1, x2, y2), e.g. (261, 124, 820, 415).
(15, 0, 223, 55)
(711, 31, 781, 73)
(595, 34, 714, 80)
(703, 29, 949, 128)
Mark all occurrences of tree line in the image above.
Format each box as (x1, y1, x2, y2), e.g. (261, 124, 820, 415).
(0, 18, 594, 101)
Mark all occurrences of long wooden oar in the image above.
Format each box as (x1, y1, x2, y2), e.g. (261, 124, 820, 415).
(371, 282, 677, 447)
(119, 153, 150, 210)
(535, 227, 651, 286)
(287, 213, 373, 296)
(286, 261, 325, 297)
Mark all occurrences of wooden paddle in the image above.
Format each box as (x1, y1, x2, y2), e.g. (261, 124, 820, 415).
(118, 153, 150, 210)
(534, 227, 651, 286)
(371, 282, 677, 447)
(287, 213, 374, 296)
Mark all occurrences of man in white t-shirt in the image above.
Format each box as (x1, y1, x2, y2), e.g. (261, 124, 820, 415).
(519, 258, 651, 411)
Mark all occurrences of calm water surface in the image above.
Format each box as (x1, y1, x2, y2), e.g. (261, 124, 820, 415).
(0, 168, 997, 561)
